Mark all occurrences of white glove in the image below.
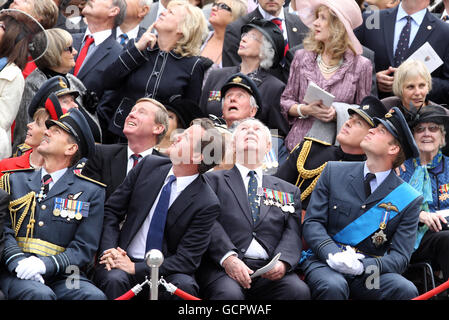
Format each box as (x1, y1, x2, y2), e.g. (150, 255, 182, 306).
(15, 256, 46, 280)
(326, 246, 365, 276)
(32, 274, 45, 284)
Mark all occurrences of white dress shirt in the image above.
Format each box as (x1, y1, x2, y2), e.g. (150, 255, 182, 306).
(116, 25, 140, 44)
(127, 169, 198, 259)
(220, 163, 269, 266)
(393, 3, 427, 55)
(126, 147, 154, 174)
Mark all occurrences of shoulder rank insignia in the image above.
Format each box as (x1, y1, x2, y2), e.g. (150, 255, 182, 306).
(75, 173, 107, 188)
(304, 136, 331, 146)
(1, 167, 36, 174)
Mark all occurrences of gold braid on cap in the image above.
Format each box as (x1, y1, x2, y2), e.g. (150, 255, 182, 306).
(9, 192, 37, 240)
(295, 140, 328, 201)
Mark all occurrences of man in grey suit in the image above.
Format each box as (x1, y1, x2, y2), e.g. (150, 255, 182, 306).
(198, 118, 310, 300)
(302, 107, 423, 300)
(221, 0, 308, 83)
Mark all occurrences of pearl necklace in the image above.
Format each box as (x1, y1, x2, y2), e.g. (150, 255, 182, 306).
(317, 54, 343, 74)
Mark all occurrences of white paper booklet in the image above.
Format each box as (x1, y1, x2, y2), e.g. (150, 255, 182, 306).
(303, 82, 335, 107)
(250, 252, 281, 279)
(407, 42, 443, 74)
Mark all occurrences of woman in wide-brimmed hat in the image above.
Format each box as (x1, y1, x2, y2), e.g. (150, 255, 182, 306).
(280, 0, 373, 151)
(0, 8, 47, 160)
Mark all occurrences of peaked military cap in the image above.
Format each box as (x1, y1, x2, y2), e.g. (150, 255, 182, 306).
(348, 96, 388, 127)
(220, 73, 262, 116)
(28, 76, 79, 120)
(45, 108, 95, 159)
(373, 107, 419, 159)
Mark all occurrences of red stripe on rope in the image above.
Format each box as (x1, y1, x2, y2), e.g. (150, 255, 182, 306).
(412, 279, 449, 300)
(115, 290, 136, 300)
(174, 288, 201, 300)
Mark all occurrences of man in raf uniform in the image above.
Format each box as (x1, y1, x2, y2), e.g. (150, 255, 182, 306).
(276, 96, 388, 212)
(0, 108, 107, 300)
(301, 107, 423, 300)
(198, 118, 310, 300)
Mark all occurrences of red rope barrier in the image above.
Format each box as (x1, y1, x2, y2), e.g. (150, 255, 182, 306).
(412, 279, 449, 300)
(173, 288, 201, 300)
(115, 290, 136, 300)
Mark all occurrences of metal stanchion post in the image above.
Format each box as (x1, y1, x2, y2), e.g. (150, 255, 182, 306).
(145, 249, 164, 300)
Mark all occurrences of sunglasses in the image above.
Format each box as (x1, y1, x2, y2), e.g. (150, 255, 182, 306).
(63, 46, 73, 53)
(212, 2, 232, 12)
(414, 124, 441, 134)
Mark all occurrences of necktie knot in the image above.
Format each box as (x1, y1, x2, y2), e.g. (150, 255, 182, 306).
(74, 35, 94, 76)
(364, 173, 376, 198)
(119, 33, 128, 46)
(42, 174, 53, 186)
(39, 174, 53, 202)
(131, 153, 142, 168)
(271, 18, 282, 30)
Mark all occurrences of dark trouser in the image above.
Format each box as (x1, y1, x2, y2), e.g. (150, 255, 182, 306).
(304, 262, 418, 300)
(93, 262, 199, 300)
(201, 258, 311, 300)
(411, 229, 449, 281)
(0, 270, 106, 300)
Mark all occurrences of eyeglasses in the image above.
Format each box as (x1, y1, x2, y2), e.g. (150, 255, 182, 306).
(212, 2, 232, 12)
(240, 32, 261, 42)
(414, 124, 441, 134)
(63, 46, 73, 53)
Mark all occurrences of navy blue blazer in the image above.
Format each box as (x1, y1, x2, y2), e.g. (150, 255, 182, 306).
(99, 155, 220, 278)
(302, 161, 423, 277)
(199, 166, 302, 286)
(354, 7, 449, 103)
(71, 32, 124, 99)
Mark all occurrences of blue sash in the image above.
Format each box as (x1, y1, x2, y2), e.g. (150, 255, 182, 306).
(332, 182, 420, 247)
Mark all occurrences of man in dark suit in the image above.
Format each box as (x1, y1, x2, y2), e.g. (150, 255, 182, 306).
(302, 107, 423, 300)
(82, 98, 168, 200)
(198, 118, 311, 300)
(70, 0, 126, 100)
(93, 118, 224, 300)
(115, 0, 150, 46)
(354, 0, 449, 104)
(222, 0, 308, 83)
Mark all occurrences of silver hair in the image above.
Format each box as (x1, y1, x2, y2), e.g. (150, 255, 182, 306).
(231, 117, 272, 143)
(112, 0, 127, 27)
(259, 35, 275, 70)
(139, 0, 153, 6)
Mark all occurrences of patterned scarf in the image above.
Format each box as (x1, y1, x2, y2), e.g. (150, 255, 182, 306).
(409, 150, 443, 249)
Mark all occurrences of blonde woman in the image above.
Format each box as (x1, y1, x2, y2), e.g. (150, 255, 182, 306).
(102, 0, 208, 140)
(280, 0, 372, 151)
(382, 59, 433, 122)
(200, 0, 247, 70)
(13, 28, 90, 152)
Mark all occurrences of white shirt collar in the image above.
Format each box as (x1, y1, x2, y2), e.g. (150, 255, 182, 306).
(116, 25, 140, 40)
(363, 162, 391, 192)
(396, 2, 427, 26)
(257, 5, 285, 21)
(41, 167, 68, 187)
(127, 146, 154, 160)
(235, 163, 264, 186)
(167, 168, 198, 194)
(84, 28, 112, 46)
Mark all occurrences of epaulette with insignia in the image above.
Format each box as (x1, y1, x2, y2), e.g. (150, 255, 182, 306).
(13, 143, 32, 157)
(304, 136, 331, 146)
(1, 168, 36, 174)
(75, 173, 107, 188)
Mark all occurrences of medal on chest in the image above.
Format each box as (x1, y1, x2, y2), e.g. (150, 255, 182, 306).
(371, 202, 398, 247)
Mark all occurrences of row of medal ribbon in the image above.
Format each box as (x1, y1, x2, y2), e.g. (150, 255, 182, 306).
(258, 187, 295, 213)
(53, 197, 90, 221)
